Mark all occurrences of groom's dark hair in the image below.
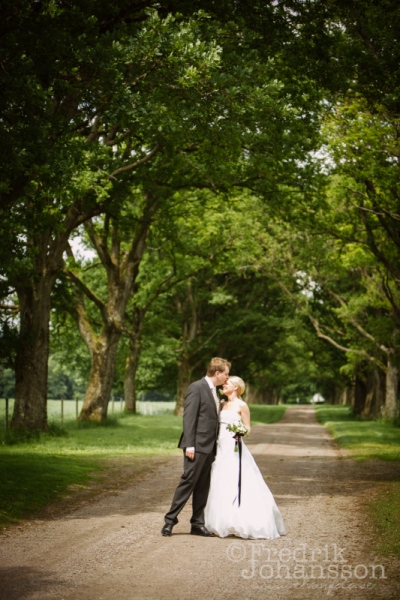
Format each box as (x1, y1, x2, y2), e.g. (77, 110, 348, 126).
(207, 357, 231, 376)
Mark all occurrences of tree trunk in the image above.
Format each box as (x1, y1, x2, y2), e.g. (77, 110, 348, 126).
(75, 280, 126, 422)
(246, 384, 279, 404)
(72, 271, 127, 423)
(124, 308, 145, 413)
(264, 389, 280, 405)
(384, 353, 399, 419)
(79, 327, 121, 421)
(123, 348, 138, 414)
(352, 365, 387, 419)
(336, 384, 353, 406)
(352, 369, 367, 417)
(245, 383, 259, 404)
(73, 197, 157, 421)
(175, 354, 192, 416)
(8, 199, 105, 430)
(329, 384, 348, 405)
(360, 367, 385, 419)
(11, 276, 54, 430)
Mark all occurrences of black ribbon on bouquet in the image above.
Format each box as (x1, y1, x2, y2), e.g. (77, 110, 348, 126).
(233, 434, 243, 507)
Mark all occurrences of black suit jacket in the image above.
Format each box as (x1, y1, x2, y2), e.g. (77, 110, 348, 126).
(178, 377, 219, 454)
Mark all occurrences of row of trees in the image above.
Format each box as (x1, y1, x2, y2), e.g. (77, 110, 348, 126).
(1, 1, 399, 428)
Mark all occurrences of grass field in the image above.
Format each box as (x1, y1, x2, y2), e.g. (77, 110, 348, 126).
(0, 398, 175, 423)
(315, 405, 400, 462)
(249, 404, 286, 425)
(0, 403, 285, 529)
(316, 404, 400, 558)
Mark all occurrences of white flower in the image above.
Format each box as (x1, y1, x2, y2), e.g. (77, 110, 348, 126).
(226, 420, 248, 437)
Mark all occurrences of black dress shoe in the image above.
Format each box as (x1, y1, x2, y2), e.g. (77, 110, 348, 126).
(161, 523, 174, 536)
(190, 525, 215, 537)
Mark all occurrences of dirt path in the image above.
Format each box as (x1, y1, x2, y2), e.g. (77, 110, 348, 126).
(1, 406, 399, 600)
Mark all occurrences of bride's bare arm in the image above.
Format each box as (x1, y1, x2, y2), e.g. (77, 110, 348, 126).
(240, 401, 251, 434)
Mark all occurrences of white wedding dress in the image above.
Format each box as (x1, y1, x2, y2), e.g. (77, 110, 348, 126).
(205, 410, 286, 539)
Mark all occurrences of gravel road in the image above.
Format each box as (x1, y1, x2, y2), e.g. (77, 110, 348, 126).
(1, 406, 399, 600)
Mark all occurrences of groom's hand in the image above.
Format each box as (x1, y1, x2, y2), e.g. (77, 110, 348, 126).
(186, 448, 195, 460)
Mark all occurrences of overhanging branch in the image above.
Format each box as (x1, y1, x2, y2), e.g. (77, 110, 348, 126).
(66, 269, 107, 322)
(109, 143, 160, 178)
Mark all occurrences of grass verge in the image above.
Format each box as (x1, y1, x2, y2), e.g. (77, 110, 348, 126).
(315, 404, 400, 558)
(315, 405, 400, 461)
(249, 404, 287, 425)
(369, 481, 400, 558)
(0, 455, 99, 528)
(0, 412, 182, 529)
(0, 405, 285, 529)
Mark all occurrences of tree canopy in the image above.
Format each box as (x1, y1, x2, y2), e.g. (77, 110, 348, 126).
(1, 0, 399, 427)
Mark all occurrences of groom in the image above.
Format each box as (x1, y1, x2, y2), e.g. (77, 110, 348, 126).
(161, 357, 231, 537)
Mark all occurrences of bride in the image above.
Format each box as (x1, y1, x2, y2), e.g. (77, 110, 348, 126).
(205, 376, 286, 539)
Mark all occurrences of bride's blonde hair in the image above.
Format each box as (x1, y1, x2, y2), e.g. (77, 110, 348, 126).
(229, 376, 246, 399)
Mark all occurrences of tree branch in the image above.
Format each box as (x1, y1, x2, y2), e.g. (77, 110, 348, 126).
(178, 151, 217, 192)
(352, 201, 400, 222)
(327, 289, 389, 354)
(85, 219, 113, 271)
(272, 275, 386, 371)
(0, 304, 19, 312)
(186, 329, 223, 373)
(70, 292, 98, 356)
(360, 208, 400, 282)
(65, 269, 107, 321)
(109, 143, 160, 178)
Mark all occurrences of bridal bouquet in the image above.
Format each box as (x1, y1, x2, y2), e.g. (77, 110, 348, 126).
(226, 420, 248, 452)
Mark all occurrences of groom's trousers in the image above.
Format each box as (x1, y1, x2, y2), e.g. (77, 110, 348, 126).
(164, 449, 215, 526)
